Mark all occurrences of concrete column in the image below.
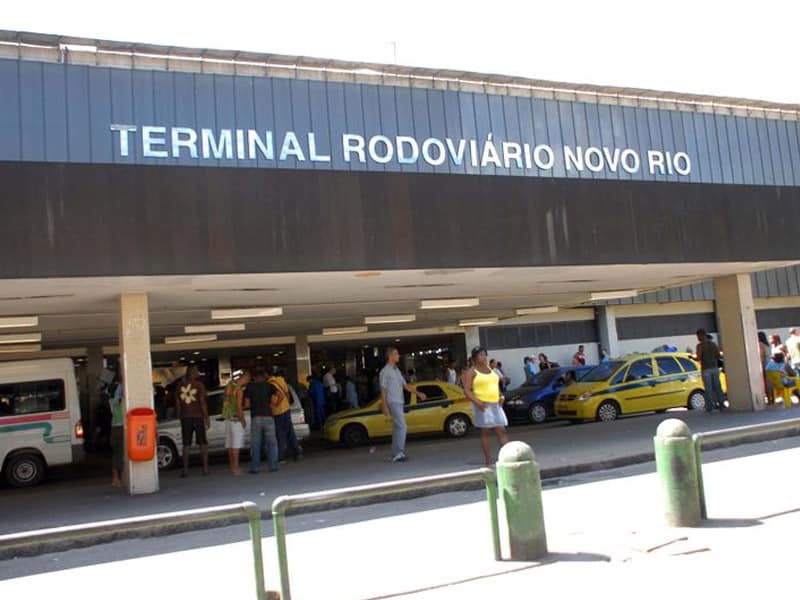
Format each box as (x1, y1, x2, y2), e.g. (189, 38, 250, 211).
(295, 335, 312, 384)
(119, 292, 158, 495)
(86, 346, 104, 445)
(713, 274, 764, 412)
(596, 305, 619, 358)
(463, 327, 481, 355)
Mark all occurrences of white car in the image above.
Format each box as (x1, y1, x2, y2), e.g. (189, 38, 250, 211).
(156, 384, 310, 470)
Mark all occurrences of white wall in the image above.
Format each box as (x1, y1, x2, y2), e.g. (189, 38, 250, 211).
(488, 342, 599, 389)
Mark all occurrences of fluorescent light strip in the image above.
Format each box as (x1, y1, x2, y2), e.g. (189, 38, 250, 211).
(516, 306, 559, 316)
(0, 316, 39, 329)
(211, 307, 283, 320)
(364, 314, 417, 325)
(459, 317, 498, 327)
(164, 334, 218, 345)
(185, 323, 246, 334)
(0, 332, 42, 344)
(322, 326, 368, 336)
(0, 344, 41, 354)
(590, 290, 638, 301)
(420, 298, 480, 310)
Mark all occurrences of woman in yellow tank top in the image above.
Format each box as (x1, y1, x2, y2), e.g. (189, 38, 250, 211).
(463, 346, 509, 466)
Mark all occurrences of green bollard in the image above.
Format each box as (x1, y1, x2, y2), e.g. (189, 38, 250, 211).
(654, 419, 702, 527)
(496, 441, 548, 560)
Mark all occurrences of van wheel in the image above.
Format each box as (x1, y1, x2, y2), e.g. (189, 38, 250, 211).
(596, 401, 620, 422)
(341, 424, 369, 448)
(157, 437, 179, 470)
(5, 452, 45, 487)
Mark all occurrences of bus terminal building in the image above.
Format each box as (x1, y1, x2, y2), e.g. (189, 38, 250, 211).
(1, 30, 799, 493)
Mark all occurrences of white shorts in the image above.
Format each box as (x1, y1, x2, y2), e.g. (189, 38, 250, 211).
(225, 420, 245, 449)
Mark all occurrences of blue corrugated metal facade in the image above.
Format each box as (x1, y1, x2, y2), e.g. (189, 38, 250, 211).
(1, 58, 799, 187)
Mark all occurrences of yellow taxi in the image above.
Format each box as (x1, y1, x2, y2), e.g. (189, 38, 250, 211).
(323, 381, 473, 447)
(555, 353, 721, 422)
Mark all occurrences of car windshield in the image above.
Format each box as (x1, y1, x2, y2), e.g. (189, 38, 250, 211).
(581, 361, 626, 382)
(532, 369, 560, 386)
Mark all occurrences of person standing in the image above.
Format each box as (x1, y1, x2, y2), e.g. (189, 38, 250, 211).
(175, 366, 210, 477)
(308, 373, 326, 429)
(463, 347, 509, 467)
(759, 331, 773, 404)
(696, 329, 725, 412)
(770, 333, 787, 357)
(446, 360, 458, 385)
(572, 345, 587, 366)
(222, 370, 251, 475)
(380, 347, 426, 462)
(245, 368, 280, 473)
(269, 369, 303, 462)
(537, 353, 553, 373)
(345, 376, 359, 409)
(323, 367, 339, 414)
(109, 376, 124, 487)
(785, 328, 800, 373)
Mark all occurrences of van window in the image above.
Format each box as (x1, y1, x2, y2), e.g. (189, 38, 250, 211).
(0, 379, 66, 416)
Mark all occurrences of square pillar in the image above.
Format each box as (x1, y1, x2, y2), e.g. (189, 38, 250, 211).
(295, 336, 312, 384)
(713, 274, 765, 412)
(464, 327, 481, 355)
(119, 292, 159, 494)
(596, 306, 619, 358)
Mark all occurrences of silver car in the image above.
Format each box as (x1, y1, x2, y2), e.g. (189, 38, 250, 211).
(156, 384, 310, 470)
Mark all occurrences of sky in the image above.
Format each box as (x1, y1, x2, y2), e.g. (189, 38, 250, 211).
(3, 0, 798, 105)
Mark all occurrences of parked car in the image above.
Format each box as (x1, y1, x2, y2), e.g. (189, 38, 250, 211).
(156, 384, 309, 470)
(0, 358, 84, 487)
(555, 352, 719, 422)
(323, 381, 472, 448)
(503, 365, 595, 424)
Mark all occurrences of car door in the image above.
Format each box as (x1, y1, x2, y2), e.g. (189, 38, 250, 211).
(655, 356, 690, 409)
(406, 384, 450, 433)
(204, 391, 226, 451)
(619, 358, 659, 414)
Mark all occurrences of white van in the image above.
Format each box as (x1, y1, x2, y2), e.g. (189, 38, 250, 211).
(0, 358, 84, 487)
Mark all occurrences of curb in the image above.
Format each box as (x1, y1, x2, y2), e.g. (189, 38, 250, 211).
(3, 427, 798, 560)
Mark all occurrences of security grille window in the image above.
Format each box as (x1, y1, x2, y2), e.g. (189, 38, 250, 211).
(415, 385, 446, 402)
(626, 359, 654, 381)
(656, 357, 683, 376)
(0, 379, 65, 416)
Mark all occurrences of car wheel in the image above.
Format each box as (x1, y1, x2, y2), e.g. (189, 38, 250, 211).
(157, 437, 179, 470)
(445, 413, 471, 438)
(528, 403, 548, 424)
(341, 424, 369, 448)
(688, 391, 707, 411)
(596, 400, 620, 422)
(5, 452, 45, 487)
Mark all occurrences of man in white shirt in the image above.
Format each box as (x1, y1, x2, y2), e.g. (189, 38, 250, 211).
(786, 328, 800, 371)
(446, 360, 458, 385)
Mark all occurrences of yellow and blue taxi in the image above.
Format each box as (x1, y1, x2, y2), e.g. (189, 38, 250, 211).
(555, 353, 716, 422)
(323, 381, 473, 447)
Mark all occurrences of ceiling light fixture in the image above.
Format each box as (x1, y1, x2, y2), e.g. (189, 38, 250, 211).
(0, 332, 42, 344)
(211, 307, 283, 320)
(458, 317, 498, 327)
(516, 306, 560, 316)
(589, 290, 638, 301)
(164, 334, 218, 345)
(364, 314, 416, 325)
(420, 298, 480, 310)
(0, 344, 41, 354)
(0, 316, 39, 329)
(185, 323, 246, 334)
(322, 326, 368, 336)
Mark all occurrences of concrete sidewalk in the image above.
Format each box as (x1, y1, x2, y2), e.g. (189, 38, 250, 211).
(1, 406, 798, 537)
(2, 440, 798, 598)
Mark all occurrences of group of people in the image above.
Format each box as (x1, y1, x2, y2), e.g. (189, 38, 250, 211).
(759, 328, 800, 407)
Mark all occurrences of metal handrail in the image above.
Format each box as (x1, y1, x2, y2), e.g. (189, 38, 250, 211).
(0, 501, 268, 600)
(271, 467, 500, 600)
(693, 416, 800, 518)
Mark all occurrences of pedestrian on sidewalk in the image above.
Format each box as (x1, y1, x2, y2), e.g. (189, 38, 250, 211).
(380, 346, 426, 462)
(222, 369, 251, 475)
(759, 331, 773, 404)
(446, 360, 458, 385)
(246, 368, 280, 473)
(572, 345, 587, 366)
(785, 328, 800, 373)
(696, 329, 726, 412)
(269, 369, 303, 462)
(175, 366, 210, 477)
(308, 373, 326, 429)
(109, 375, 124, 487)
(463, 346, 509, 467)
